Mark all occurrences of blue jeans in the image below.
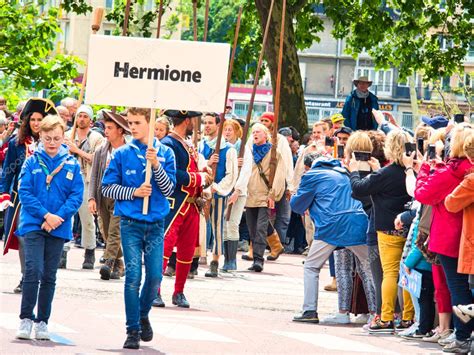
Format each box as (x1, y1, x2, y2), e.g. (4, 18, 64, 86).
(120, 218, 164, 332)
(275, 195, 291, 244)
(20, 231, 65, 324)
(438, 254, 474, 341)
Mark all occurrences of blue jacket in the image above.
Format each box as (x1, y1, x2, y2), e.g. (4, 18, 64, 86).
(290, 157, 368, 246)
(341, 90, 379, 131)
(102, 138, 176, 222)
(17, 144, 84, 240)
(404, 216, 432, 272)
(1, 136, 26, 195)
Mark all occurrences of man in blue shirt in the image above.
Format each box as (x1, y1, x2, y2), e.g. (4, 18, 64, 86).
(102, 107, 176, 350)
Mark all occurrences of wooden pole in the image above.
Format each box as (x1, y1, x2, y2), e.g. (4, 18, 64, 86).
(268, 0, 286, 187)
(203, 0, 210, 42)
(211, 6, 242, 179)
(225, 0, 275, 221)
(192, 0, 200, 148)
(122, 0, 132, 36)
(142, 109, 157, 214)
(71, 6, 104, 140)
(156, 0, 164, 38)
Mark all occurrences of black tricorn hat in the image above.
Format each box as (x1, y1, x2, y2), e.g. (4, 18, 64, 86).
(21, 98, 58, 120)
(102, 110, 131, 134)
(163, 110, 202, 119)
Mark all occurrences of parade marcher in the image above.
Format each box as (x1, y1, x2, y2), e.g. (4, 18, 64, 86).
(154, 110, 210, 308)
(1, 98, 58, 294)
(223, 118, 252, 271)
(55, 105, 72, 127)
(245, 123, 286, 272)
(291, 152, 371, 324)
(154, 116, 170, 140)
(60, 97, 78, 122)
(65, 105, 104, 269)
(258, 112, 294, 249)
(88, 111, 130, 279)
(342, 76, 380, 131)
(199, 113, 238, 277)
(15, 115, 83, 340)
(101, 107, 176, 349)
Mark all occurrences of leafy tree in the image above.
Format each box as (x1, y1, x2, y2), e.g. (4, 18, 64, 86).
(0, 1, 83, 102)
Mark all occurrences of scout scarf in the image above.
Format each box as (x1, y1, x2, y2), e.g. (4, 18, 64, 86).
(129, 138, 159, 173)
(204, 136, 226, 151)
(355, 89, 370, 100)
(37, 155, 67, 190)
(253, 142, 271, 164)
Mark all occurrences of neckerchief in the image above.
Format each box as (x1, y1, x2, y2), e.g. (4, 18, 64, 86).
(204, 136, 226, 151)
(129, 138, 159, 173)
(24, 136, 38, 158)
(253, 142, 271, 164)
(355, 89, 370, 99)
(37, 155, 67, 190)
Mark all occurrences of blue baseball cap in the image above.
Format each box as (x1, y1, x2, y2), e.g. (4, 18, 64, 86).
(421, 115, 449, 129)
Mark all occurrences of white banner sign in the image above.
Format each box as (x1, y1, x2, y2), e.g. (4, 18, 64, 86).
(85, 35, 230, 112)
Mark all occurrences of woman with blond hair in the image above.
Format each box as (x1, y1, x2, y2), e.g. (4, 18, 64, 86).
(349, 129, 415, 333)
(415, 123, 474, 353)
(154, 116, 170, 140)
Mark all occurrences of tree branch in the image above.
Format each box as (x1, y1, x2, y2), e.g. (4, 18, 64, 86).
(290, 0, 308, 14)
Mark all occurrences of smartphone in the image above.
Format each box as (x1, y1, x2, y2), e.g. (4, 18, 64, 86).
(427, 144, 436, 160)
(14, 121, 21, 129)
(454, 114, 464, 124)
(405, 142, 416, 156)
(417, 137, 424, 155)
(336, 145, 345, 159)
(354, 151, 371, 161)
(325, 136, 334, 147)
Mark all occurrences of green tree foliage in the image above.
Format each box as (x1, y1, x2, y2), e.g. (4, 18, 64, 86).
(0, 1, 83, 97)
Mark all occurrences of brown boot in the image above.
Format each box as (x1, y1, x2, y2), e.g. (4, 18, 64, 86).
(324, 277, 337, 292)
(266, 231, 284, 261)
(100, 259, 115, 280)
(111, 258, 125, 279)
(241, 243, 253, 261)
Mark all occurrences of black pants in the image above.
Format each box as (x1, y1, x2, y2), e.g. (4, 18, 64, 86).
(287, 212, 306, 253)
(438, 254, 474, 341)
(416, 269, 435, 334)
(245, 207, 269, 263)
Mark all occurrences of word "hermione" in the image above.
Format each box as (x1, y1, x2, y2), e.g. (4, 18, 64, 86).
(114, 62, 202, 83)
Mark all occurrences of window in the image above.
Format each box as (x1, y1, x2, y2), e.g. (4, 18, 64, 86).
(355, 67, 393, 96)
(469, 40, 474, 57)
(104, 30, 111, 36)
(105, 0, 113, 9)
(401, 112, 413, 130)
(233, 102, 268, 119)
(144, 0, 154, 11)
(306, 108, 320, 126)
(398, 75, 420, 87)
(440, 76, 450, 91)
(438, 35, 453, 51)
(464, 74, 473, 90)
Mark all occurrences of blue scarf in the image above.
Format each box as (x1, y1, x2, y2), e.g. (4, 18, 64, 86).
(253, 143, 271, 164)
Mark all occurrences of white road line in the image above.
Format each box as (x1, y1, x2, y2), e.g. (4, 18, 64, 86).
(152, 321, 238, 343)
(0, 313, 78, 333)
(273, 331, 397, 353)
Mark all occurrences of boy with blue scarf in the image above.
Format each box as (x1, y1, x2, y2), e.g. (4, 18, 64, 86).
(102, 107, 176, 350)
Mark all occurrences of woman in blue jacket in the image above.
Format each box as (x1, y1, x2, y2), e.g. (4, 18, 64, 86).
(15, 115, 83, 341)
(291, 154, 374, 324)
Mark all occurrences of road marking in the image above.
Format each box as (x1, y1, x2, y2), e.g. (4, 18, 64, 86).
(152, 321, 238, 343)
(273, 331, 396, 353)
(0, 313, 77, 334)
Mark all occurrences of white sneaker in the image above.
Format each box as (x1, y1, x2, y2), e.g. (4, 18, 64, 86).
(453, 304, 474, 323)
(34, 321, 50, 340)
(354, 313, 369, 324)
(16, 319, 33, 339)
(323, 312, 350, 324)
(438, 332, 456, 346)
(397, 321, 419, 337)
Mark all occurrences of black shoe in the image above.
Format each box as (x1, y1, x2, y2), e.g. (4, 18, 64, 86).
(99, 256, 106, 264)
(123, 330, 140, 349)
(100, 259, 114, 280)
(205, 261, 218, 277)
(247, 261, 263, 272)
(58, 250, 68, 269)
(163, 265, 176, 277)
(172, 293, 190, 308)
(13, 280, 23, 294)
(369, 319, 395, 334)
(293, 310, 319, 324)
(152, 294, 165, 308)
(82, 248, 95, 269)
(140, 318, 153, 342)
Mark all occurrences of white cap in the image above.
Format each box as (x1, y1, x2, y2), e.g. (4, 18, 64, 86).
(76, 105, 94, 120)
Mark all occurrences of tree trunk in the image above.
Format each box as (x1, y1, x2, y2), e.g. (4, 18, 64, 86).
(255, 0, 308, 135)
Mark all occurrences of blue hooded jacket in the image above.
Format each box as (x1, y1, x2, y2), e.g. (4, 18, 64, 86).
(17, 144, 84, 240)
(341, 90, 379, 131)
(290, 157, 368, 247)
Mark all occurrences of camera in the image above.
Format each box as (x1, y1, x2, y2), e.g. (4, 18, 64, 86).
(404, 142, 416, 156)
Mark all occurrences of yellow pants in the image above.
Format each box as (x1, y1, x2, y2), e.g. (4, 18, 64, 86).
(378, 232, 415, 322)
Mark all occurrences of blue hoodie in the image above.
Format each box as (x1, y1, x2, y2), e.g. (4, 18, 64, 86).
(290, 157, 368, 246)
(17, 144, 84, 240)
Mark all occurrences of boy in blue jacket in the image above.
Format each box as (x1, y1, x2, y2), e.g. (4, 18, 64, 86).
(101, 107, 176, 350)
(16, 115, 84, 341)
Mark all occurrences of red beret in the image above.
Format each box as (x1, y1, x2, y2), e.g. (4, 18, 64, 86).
(260, 112, 274, 123)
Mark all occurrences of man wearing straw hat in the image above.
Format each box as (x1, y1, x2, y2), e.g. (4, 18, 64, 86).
(341, 76, 379, 131)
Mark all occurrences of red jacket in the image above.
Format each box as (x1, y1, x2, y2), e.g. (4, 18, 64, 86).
(415, 158, 473, 258)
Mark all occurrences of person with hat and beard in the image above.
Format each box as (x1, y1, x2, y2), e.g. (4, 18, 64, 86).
(342, 76, 380, 131)
(88, 111, 130, 279)
(65, 105, 104, 270)
(152, 110, 211, 309)
(1, 98, 58, 294)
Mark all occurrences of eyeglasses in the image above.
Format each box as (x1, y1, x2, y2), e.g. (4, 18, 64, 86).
(42, 136, 63, 144)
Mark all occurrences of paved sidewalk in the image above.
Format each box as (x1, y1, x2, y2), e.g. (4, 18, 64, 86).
(0, 247, 444, 354)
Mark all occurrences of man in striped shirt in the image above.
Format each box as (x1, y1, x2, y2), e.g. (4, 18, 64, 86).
(101, 107, 176, 350)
